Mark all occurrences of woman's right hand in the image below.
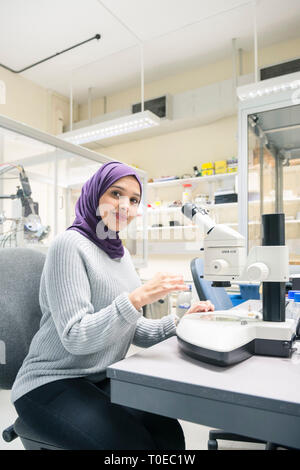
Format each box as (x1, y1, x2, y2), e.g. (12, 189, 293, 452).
(129, 272, 189, 311)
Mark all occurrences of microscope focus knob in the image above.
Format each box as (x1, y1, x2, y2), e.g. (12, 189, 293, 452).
(247, 262, 269, 282)
(211, 259, 229, 274)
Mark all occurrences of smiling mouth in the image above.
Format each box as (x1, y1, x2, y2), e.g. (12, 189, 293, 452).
(114, 213, 128, 222)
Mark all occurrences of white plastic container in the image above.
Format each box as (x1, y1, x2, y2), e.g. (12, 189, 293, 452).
(182, 184, 193, 204)
(293, 293, 300, 321)
(286, 301, 295, 320)
(286, 291, 300, 320)
(176, 285, 192, 318)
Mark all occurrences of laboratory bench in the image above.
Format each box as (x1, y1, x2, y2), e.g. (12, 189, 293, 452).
(107, 336, 300, 450)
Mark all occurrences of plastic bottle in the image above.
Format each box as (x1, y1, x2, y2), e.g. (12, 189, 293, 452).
(292, 293, 300, 338)
(176, 285, 192, 318)
(182, 184, 193, 204)
(286, 291, 295, 320)
(286, 291, 300, 320)
(293, 293, 300, 321)
(193, 166, 201, 177)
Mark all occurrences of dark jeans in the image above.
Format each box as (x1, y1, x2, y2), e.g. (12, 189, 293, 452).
(14, 377, 185, 450)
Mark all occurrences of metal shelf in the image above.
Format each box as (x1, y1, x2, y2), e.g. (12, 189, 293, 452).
(148, 242, 202, 255)
(148, 172, 237, 189)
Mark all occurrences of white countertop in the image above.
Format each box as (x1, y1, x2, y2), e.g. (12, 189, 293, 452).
(108, 336, 300, 411)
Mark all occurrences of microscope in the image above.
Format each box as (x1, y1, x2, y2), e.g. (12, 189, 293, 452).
(0, 164, 50, 245)
(176, 204, 297, 366)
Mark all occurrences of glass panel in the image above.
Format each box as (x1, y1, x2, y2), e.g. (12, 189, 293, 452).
(0, 128, 105, 248)
(144, 173, 238, 256)
(247, 122, 276, 250)
(283, 159, 300, 265)
(0, 128, 56, 247)
(0, 123, 147, 265)
(55, 151, 103, 233)
(247, 106, 300, 264)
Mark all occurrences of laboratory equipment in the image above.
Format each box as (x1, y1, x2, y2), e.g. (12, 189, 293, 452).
(193, 166, 201, 177)
(0, 114, 148, 266)
(238, 80, 300, 269)
(182, 184, 192, 204)
(0, 164, 50, 246)
(176, 203, 296, 366)
(176, 285, 192, 318)
(289, 293, 300, 321)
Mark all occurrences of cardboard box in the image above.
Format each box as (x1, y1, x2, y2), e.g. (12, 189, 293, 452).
(201, 162, 214, 176)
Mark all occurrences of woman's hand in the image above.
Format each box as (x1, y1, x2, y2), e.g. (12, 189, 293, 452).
(129, 272, 189, 311)
(185, 300, 215, 315)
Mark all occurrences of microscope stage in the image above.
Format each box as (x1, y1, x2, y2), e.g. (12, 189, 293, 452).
(176, 311, 296, 366)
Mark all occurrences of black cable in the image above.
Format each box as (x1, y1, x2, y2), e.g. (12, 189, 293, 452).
(0, 34, 101, 73)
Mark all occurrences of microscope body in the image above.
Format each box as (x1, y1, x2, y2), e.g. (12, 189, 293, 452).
(177, 205, 296, 366)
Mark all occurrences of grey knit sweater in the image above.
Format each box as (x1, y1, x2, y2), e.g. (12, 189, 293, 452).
(11, 230, 176, 403)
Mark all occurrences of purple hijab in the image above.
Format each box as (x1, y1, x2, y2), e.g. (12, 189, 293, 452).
(67, 161, 142, 259)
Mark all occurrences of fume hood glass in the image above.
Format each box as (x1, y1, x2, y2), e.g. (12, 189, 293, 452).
(239, 97, 300, 267)
(0, 115, 148, 267)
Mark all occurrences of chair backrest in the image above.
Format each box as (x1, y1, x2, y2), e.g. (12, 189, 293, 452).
(191, 258, 233, 311)
(0, 248, 46, 389)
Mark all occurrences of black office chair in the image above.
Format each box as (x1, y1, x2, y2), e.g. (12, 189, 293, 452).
(1, 248, 62, 450)
(190, 258, 287, 451)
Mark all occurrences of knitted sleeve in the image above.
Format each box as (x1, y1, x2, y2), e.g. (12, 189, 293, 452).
(132, 314, 177, 348)
(44, 235, 142, 355)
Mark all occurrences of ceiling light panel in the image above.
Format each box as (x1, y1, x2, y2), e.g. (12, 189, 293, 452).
(60, 110, 160, 145)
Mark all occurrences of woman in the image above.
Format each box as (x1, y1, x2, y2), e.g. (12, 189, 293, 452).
(11, 161, 214, 450)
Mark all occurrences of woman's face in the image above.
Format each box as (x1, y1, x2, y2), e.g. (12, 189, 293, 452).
(99, 175, 141, 232)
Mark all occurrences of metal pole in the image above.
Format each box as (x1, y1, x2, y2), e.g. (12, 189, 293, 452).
(262, 214, 286, 323)
(140, 44, 145, 112)
(0, 34, 101, 74)
(238, 48, 243, 76)
(259, 139, 264, 214)
(232, 38, 237, 103)
(70, 76, 73, 132)
(88, 87, 92, 124)
(142, 173, 148, 267)
(253, 0, 258, 82)
(275, 151, 284, 213)
(238, 109, 249, 252)
(53, 153, 58, 237)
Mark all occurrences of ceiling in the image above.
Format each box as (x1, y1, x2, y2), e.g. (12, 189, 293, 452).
(1, 0, 300, 103)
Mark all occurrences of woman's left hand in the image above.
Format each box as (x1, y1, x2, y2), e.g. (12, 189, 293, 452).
(185, 300, 215, 314)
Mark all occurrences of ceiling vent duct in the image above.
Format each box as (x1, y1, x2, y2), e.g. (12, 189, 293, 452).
(132, 95, 172, 119)
(260, 58, 300, 81)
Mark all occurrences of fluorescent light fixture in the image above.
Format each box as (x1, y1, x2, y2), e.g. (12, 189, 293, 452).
(60, 110, 160, 145)
(237, 72, 300, 102)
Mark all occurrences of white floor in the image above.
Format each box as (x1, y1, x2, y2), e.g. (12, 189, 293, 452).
(0, 343, 266, 451)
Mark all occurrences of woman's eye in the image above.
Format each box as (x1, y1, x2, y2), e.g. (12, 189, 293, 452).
(112, 191, 121, 198)
(131, 198, 141, 206)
